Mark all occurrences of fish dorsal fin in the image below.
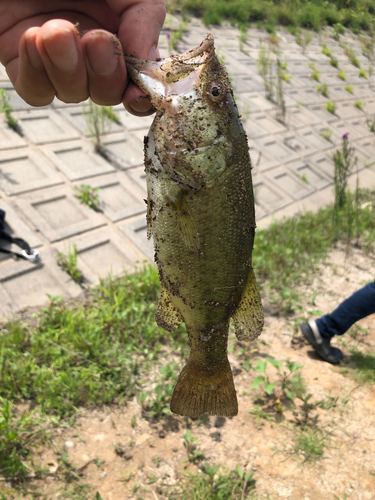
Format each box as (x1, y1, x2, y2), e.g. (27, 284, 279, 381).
(232, 268, 264, 341)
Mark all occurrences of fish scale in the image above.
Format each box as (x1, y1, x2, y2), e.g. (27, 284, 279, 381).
(125, 34, 264, 417)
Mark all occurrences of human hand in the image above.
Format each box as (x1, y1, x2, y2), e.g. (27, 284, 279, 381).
(0, 0, 166, 116)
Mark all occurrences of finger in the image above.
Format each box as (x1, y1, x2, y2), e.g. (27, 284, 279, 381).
(81, 30, 127, 106)
(36, 19, 89, 103)
(10, 27, 56, 106)
(111, 0, 166, 114)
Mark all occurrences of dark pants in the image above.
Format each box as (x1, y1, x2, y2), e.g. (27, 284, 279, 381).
(316, 281, 375, 339)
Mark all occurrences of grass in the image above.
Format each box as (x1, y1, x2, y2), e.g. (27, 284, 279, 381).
(175, 0, 375, 33)
(359, 69, 369, 79)
(170, 465, 255, 499)
(319, 127, 332, 141)
(0, 88, 21, 135)
(345, 85, 354, 94)
(74, 184, 101, 212)
(355, 100, 364, 110)
(321, 44, 332, 57)
(294, 429, 325, 461)
(311, 69, 320, 82)
(338, 70, 346, 80)
(57, 245, 84, 285)
(317, 83, 329, 98)
(82, 99, 119, 157)
(348, 349, 375, 383)
(325, 100, 337, 114)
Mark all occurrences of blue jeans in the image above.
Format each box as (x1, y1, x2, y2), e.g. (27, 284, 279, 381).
(316, 281, 375, 339)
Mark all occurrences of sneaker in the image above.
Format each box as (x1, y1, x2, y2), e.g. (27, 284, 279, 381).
(300, 320, 343, 365)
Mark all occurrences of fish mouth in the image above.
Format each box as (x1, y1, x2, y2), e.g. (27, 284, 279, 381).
(124, 34, 215, 107)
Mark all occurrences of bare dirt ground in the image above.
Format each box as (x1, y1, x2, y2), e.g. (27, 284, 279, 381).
(2, 244, 375, 500)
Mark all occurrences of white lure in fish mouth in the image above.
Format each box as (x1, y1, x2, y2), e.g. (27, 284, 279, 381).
(124, 35, 215, 109)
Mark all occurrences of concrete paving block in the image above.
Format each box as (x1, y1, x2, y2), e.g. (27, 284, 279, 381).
(335, 101, 366, 119)
(0, 148, 63, 196)
(40, 140, 115, 181)
(286, 61, 310, 73)
(248, 139, 279, 173)
(254, 201, 268, 220)
(353, 86, 375, 99)
(15, 109, 80, 144)
(313, 124, 342, 147)
(232, 74, 264, 93)
(222, 58, 255, 76)
(242, 116, 271, 140)
(16, 186, 106, 243)
(288, 75, 313, 89)
(76, 173, 146, 223)
(101, 132, 143, 169)
(286, 106, 322, 128)
(115, 107, 154, 131)
(237, 92, 274, 113)
(355, 137, 375, 158)
(55, 228, 145, 283)
(300, 88, 328, 105)
(332, 118, 370, 139)
(353, 142, 375, 168)
(286, 88, 316, 106)
(0, 85, 44, 111)
(0, 199, 42, 250)
(345, 72, 366, 85)
(0, 64, 9, 82)
(0, 117, 27, 150)
(327, 86, 351, 101)
(257, 137, 300, 164)
(288, 160, 331, 190)
(297, 128, 335, 154)
(309, 151, 336, 179)
(349, 165, 375, 190)
(58, 106, 123, 137)
(363, 98, 375, 114)
(284, 132, 316, 157)
(306, 104, 339, 123)
(251, 112, 286, 135)
(267, 165, 314, 200)
(125, 165, 147, 193)
(119, 215, 154, 262)
(252, 175, 293, 211)
(0, 249, 82, 313)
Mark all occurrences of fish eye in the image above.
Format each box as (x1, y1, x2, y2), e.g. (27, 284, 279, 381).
(207, 81, 225, 103)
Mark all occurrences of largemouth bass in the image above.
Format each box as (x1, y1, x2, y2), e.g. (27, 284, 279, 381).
(125, 35, 263, 418)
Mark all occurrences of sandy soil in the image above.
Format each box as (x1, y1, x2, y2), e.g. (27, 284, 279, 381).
(2, 244, 375, 500)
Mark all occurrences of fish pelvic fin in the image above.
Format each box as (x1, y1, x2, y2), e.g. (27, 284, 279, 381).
(170, 353, 238, 418)
(232, 267, 264, 341)
(155, 281, 183, 332)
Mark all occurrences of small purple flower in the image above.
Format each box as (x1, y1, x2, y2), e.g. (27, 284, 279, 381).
(342, 132, 349, 139)
(165, 30, 171, 41)
(367, 42, 370, 48)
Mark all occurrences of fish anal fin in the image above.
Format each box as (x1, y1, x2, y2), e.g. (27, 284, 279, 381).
(167, 192, 200, 252)
(232, 268, 264, 341)
(170, 353, 238, 418)
(155, 282, 183, 332)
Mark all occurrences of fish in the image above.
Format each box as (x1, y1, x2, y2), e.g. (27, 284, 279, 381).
(125, 35, 264, 418)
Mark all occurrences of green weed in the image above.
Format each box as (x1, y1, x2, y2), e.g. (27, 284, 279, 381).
(311, 69, 320, 82)
(57, 245, 84, 285)
(321, 44, 332, 57)
(325, 101, 337, 114)
(345, 85, 354, 93)
(319, 127, 332, 141)
(74, 184, 101, 212)
(317, 83, 329, 98)
(183, 429, 205, 463)
(359, 69, 369, 79)
(348, 348, 375, 383)
(333, 133, 357, 223)
(0, 88, 21, 135)
(170, 464, 255, 499)
(355, 100, 364, 110)
(338, 70, 346, 80)
(276, 58, 287, 123)
(333, 23, 345, 41)
(82, 99, 119, 157)
(367, 115, 375, 132)
(257, 42, 274, 101)
(294, 429, 325, 461)
(329, 57, 339, 68)
(296, 30, 312, 54)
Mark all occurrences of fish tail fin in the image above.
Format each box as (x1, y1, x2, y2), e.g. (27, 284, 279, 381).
(170, 353, 238, 418)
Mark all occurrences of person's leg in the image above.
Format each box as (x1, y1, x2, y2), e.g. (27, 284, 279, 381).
(300, 281, 375, 364)
(316, 281, 375, 338)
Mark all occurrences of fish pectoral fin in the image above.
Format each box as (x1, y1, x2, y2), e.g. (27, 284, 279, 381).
(170, 349, 238, 418)
(232, 268, 264, 341)
(167, 191, 200, 252)
(155, 282, 183, 332)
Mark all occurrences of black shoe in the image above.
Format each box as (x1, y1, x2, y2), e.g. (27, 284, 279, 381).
(300, 321, 343, 365)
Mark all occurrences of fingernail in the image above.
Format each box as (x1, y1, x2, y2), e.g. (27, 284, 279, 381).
(43, 28, 79, 71)
(26, 29, 44, 70)
(86, 32, 119, 75)
(148, 45, 157, 61)
(129, 96, 153, 113)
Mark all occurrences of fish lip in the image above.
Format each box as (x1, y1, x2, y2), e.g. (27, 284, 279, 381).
(124, 34, 215, 105)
